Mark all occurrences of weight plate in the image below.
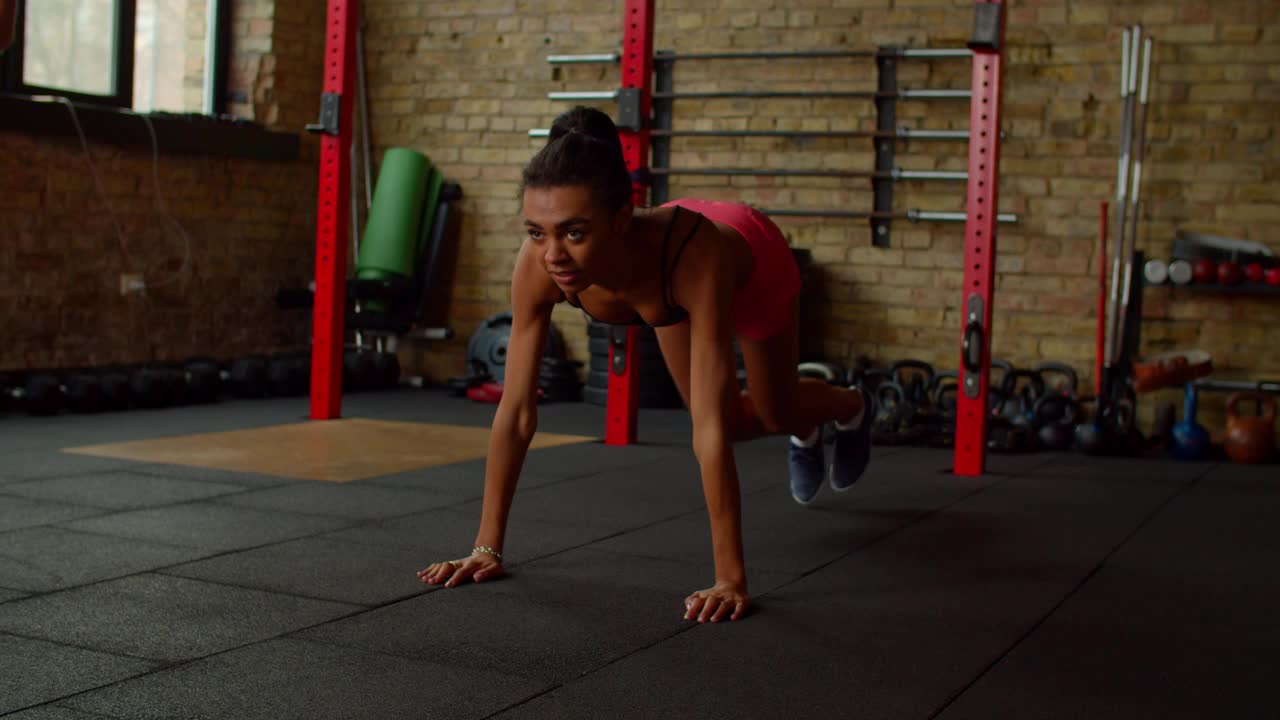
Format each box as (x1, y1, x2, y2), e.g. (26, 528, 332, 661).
(467, 312, 566, 383)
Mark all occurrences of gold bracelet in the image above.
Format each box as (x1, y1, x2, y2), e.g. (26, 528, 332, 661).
(472, 545, 502, 561)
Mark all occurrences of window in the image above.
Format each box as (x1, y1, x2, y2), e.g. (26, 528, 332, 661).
(1, 0, 228, 114)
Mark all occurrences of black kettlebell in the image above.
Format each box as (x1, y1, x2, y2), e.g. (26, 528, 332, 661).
(1034, 394, 1079, 451)
(1105, 398, 1143, 456)
(1074, 398, 1106, 455)
(891, 359, 935, 406)
(1034, 361, 1080, 398)
(999, 369, 1046, 426)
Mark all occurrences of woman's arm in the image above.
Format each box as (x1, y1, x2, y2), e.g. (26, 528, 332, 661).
(672, 228, 751, 621)
(473, 244, 557, 555)
(420, 241, 559, 587)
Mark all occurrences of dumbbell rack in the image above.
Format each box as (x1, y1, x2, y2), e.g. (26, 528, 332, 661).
(1149, 232, 1280, 297)
(1193, 379, 1280, 395)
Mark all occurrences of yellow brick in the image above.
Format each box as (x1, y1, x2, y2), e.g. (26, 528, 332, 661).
(1220, 204, 1280, 222)
(1161, 24, 1218, 44)
(787, 11, 816, 27)
(1065, 5, 1105, 24)
(1188, 84, 1254, 103)
(1220, 25, 1261, 43)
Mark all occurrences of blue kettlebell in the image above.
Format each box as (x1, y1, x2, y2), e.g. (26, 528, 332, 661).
(1170, 383, 1210, 460)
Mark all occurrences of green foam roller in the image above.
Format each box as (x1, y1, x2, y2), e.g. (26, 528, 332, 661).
(357, 147, 429, 279)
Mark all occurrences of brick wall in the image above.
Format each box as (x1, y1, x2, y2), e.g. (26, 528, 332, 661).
(363, 0, 1276, 436)
(0, 0, 323, 371)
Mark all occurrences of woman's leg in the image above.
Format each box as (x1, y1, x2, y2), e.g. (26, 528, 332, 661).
(735, 306, 863, 442)
(654, 312, 863, 443)
(655, 322, 765, 441)
(738, 305, 873, 503)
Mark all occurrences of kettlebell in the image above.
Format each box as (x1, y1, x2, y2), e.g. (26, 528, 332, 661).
(1073, 397, 1105, 455)
(1034, 394, 1079, 451)
(1170, 383, 1211, 461)
(1105, 398, 1143, 456)
(1224, 392, 1276, 464)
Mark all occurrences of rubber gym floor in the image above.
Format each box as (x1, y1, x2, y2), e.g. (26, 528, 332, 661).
(0, 389, 1274, 719)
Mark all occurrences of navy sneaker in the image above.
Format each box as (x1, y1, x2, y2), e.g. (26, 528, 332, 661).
(830, 387, 875, 492)
(788, 429, 825, 505)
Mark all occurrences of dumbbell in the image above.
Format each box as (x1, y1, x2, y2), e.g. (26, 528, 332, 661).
(371, 351, 401, 390)
(4, 371, 108, 415)
(1167, 259, 1193, 285)
(1244, 262, 1264, 284)
(8, 372, 64, 416)
(129, 365, 187, 408)
(183, 357, 223, 403)
(62, 371, 108, 413)
(343, 350, 378, 392)
(1192, 258, 1217, 284)
(1143, 258, 1168, 285)
(1218, 260, 1244, 285)
(227, 356, 270, 398)
(267, 352, 309, 396)
(98, 367, 133, 410)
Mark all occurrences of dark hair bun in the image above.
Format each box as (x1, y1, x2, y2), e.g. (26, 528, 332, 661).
(521, 106, 632, 213)
(548, 106, 623, 156)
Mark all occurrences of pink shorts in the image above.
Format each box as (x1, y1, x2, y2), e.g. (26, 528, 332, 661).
(661, 199, 801, 341)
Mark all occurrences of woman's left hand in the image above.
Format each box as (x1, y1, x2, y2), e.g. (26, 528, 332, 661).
(684, 580, 751, 623)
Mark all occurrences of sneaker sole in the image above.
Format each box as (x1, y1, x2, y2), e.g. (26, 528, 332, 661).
(830, 388, 873, 493)
(829, 463, 860, 493)
(792, 492, 819, 505)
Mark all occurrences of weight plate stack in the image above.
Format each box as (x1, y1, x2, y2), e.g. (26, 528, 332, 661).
(585, 321, 682, 409)
(539, 358, 583, 403)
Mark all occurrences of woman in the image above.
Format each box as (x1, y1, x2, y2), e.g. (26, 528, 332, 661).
(419, 107, 872, 623)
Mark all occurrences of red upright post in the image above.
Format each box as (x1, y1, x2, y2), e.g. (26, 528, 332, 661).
(308, 0, 358, 420)
(953, 0, 1006, 475)
(606, 0, 655, 446)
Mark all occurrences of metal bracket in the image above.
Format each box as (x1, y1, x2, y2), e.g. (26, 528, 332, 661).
(609, 325, 629, 375)
(616, 88, 643, 131)
(961, 294, 986, 398)
(306, 93, 342, 136)
(871, 47, 898, 248)
(650, 57, 674, 204)
(969, 2, 1004, 51)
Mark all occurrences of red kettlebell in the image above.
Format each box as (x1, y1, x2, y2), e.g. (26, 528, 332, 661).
(1267, 266, 1280, 286)
(1217, 261, 1243, 285)
(1193, 258, 1217, 284)
(1244, 262, 1264, 283)
(1224, 392, 1276, 464)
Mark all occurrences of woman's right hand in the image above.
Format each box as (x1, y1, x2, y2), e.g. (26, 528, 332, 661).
(417, 552, 504, 588)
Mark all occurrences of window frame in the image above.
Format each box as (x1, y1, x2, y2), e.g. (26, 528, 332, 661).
(2, 0, 137, 108)
(1, 0, 231, 115)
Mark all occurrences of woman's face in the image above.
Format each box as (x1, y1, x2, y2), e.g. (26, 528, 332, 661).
(522, 185, 629, 292)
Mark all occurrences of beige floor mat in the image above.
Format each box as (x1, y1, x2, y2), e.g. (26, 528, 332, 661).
(65, 418, 594, 483)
